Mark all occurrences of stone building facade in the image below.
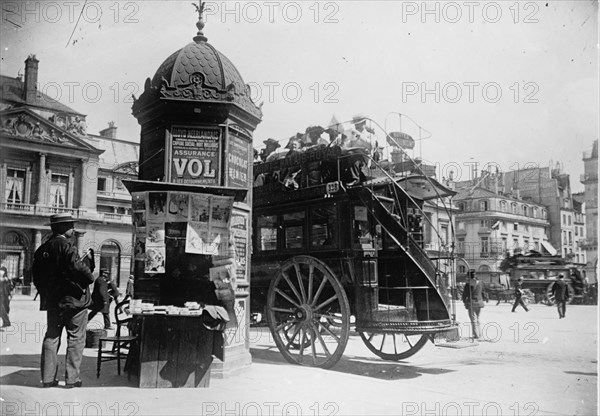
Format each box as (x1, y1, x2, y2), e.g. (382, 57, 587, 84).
(580, 140, 598, 281)
(453, 185, 551, 282)
(0, 55, 138, 289)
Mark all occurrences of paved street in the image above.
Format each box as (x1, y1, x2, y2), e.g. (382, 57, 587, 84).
(1, 294, 597, 415)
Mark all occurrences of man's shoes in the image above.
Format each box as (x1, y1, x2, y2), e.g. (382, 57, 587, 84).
(65, 380, 82, 388)
(42, 380, 59, 388)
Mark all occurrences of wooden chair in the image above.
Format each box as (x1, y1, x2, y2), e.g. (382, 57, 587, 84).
(97, 296, 138, 377)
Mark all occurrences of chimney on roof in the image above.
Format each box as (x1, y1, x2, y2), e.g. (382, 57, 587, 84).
(24, 54, 39, 103)
(99, 121, 117, 139)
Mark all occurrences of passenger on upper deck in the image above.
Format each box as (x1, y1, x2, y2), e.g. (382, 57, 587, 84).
(260, 138, 281, 162)
(304, 126, 329, 149)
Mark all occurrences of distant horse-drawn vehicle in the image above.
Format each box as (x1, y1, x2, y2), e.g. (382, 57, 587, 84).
(499, 253, 587, 305)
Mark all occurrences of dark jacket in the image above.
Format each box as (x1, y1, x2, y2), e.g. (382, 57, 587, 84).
(462, 279, 486, 308)
(552, 279, 570, 302)
(32, 235, 95, 311)
(514, 281, 525, 297)
(91, 276, 111, 314)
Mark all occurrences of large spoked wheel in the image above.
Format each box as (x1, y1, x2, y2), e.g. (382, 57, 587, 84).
(358, 331, 429, 361)
(266, 256, 350, 369)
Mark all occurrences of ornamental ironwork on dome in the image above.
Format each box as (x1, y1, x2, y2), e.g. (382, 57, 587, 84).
(134, 2, 262, 121)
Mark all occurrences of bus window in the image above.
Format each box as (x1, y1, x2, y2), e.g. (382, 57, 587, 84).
(310, 206, 337, 248)
(283, 211, 306, 250)
(257, 215, 278, 251)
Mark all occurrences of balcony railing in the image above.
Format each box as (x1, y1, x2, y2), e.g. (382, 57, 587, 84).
(1, 203, 131, 224)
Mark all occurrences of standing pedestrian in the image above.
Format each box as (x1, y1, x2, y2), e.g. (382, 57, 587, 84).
(551, 274, 570, 319)
(462, 270, 487, 340)
(0, 266, 13, 327)
(511, 276, 530, 312)
(32, 213, 95, 388)
(88, 271, 112, 330)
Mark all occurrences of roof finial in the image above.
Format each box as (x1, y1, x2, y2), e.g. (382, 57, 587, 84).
(192, 1, 208, 43)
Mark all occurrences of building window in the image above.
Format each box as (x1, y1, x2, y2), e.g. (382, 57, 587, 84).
(97, 177, 107, 192)
(440, 224, 449, 245)
(542, 209, 547, 219)
(568, 231, 572, 245)
(480, 237, 489, 257)
(562, 213, 566, 224)
(115, 178, 124, 190)
(480, 200, 489, 211)
(500, 200, 507, 212)
(523, 206, 529, 217)
(457, 238, 465, 256)
(575, 227, 578, 236)
(458, 265, 467, 274)
(512, 203, 518, 214)
(567, 216, 571, 226)
(532, 207, 538, 218)
(457, 202, 465, 211)
(513, 223, 518, 232)
(5, 168, 25, 204)
(50, 174, 68, 208)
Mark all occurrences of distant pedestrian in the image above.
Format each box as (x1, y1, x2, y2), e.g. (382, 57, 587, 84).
(512, 276, 529, 312)
(88, 271, 112, 330)
(0, 266, 13, 327)
(551, 274, 570, 319)
(462, 270, 487, 339)
(33, 213, 95, 388)
(125, 275, 134, 299)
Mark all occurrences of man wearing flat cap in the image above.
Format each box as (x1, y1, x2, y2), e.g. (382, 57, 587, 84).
(33, 213, 95, 388)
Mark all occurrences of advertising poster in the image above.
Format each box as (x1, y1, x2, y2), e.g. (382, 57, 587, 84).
(189, 195, 210, 222)
(147, 192, 167, 220)
(170, 126, 220, 185)
(145, 246, 165, 274)
(185, 221, 216, 255)
(225, 298, 247, 347)
(146, 221, 165, 245)
(230, 211, 248, 284)
(227, 133, 251, 188)
(166, 192, 190, 222)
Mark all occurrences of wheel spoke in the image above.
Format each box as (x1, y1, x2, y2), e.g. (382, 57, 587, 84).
(274, 288, 301, 308)
(318, 320, 341, 342)
(379, 333, 386, 351)
(283, 324, 302, 351)
(298, 327, 307, 359)
(272, 307, 295, 314)
(281, 270, 303, 304)
(311, 276, 328, 308)
(294, 263, 308, 303)
(313, 312, 343, 321)
(275, 320, 296, 333)
(307, 265, 315, 304)
(308, 323, 318, 366)
(314, 294, 338, 312)
(406, 336, 414, 349)
(393, 334, 398, 355)
(313, 322, 332, 357)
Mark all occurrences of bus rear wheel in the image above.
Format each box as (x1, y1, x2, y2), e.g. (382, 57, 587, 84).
(266, 256, 350, 369)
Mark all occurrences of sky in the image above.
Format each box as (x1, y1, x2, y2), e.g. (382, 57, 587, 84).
(1, 0, 598, 192)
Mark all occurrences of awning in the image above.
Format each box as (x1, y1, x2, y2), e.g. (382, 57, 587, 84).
(541, 240, 558, 256)
(122, 180, 248, 202)
(396, 175, 457, 201)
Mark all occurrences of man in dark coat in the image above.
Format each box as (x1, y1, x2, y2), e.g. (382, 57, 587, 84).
(33, 213, 95, 388)
(88, 272, 112, 329)
(551, 274, 570, 319)
(462, 270, 487, 339)
(511, 276, 530, 312)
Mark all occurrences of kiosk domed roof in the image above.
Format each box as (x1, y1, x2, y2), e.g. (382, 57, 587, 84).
(148, 14, 261, 119)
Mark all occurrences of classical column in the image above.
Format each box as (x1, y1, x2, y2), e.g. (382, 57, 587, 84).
(34, 229, 42, 250)
(74, 231, 86, 256)
(25, 166, 32, 204)
(79, 158, 98, 211)
(37, 153, 47, 205)
(0, 163, 6, 206)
